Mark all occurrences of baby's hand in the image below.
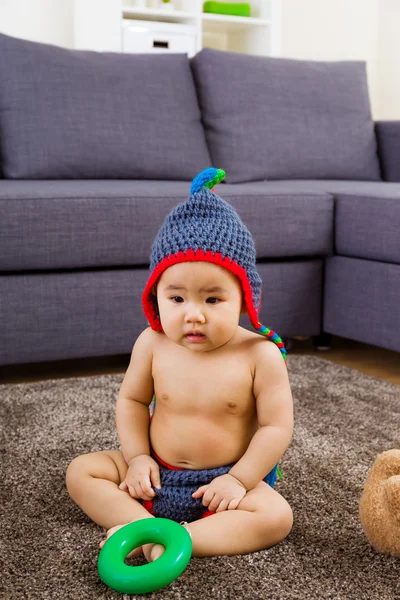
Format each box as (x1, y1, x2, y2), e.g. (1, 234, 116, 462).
(119, 454, 161, 501)
(192, 473, 246, 512)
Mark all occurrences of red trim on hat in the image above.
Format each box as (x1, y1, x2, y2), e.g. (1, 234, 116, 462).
(142, 250, 259, 332)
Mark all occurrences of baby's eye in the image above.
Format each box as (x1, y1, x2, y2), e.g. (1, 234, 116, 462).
(171, 296, 184, 303)
(206, 297, 220, 304)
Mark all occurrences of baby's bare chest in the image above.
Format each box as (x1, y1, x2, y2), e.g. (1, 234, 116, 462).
(152, 349, 255, 417)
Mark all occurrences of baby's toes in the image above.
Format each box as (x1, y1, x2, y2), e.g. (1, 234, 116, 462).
(99, 524, 124, 548)
(143, 542, 165, 562)
(150, 543, 165, 562)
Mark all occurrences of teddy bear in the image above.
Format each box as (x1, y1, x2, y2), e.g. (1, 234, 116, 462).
(359, 449, 400, 556)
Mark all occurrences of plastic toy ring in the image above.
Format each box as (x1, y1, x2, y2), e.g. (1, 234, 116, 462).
(97, 518, 192, 594)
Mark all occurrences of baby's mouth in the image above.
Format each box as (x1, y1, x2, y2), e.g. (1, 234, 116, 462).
(185, 332, 207, 342)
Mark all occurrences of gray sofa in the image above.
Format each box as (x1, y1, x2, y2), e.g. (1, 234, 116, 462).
(0, 33, 399, 366)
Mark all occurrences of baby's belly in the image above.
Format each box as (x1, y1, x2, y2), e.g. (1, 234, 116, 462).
(149, 412, 256, 469)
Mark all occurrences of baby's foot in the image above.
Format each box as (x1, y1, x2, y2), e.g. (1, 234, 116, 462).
(99, 524, 143, 558)
(142, 522, 189, 562)
(99, 524, 165, 561)
(143, 543, 165, 562)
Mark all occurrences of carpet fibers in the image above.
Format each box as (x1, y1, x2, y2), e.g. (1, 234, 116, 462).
(1, 355, 399, 599)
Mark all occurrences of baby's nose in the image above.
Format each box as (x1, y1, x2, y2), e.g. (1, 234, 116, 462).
(185, 306, 205, 323)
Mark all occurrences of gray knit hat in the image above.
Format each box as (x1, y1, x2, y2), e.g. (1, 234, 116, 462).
(142, 168, 286, 360)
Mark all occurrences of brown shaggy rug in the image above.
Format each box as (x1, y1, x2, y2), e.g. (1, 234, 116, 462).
(1, 355, 399, 600)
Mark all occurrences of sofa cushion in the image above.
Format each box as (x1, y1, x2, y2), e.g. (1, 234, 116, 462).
(0, 180, 333, 271)
(191, 49, 381, 183)
(335, 193, 400, 264)
(0, 33, 210, 180)
(250, 180, 400, 264)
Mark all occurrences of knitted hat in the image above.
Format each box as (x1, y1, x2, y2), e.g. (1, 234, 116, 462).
(142, 167, 286, 361)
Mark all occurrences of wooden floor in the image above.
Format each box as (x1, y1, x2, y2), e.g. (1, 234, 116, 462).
(289, 336, 400, 386)
(1, 336, 399, 386)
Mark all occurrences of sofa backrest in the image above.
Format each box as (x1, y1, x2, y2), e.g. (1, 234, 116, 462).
(0, 34, 383, 183)
(191, 48, 381, 183)
(0, 33, 210, 180)
(375, 121, 400, 182)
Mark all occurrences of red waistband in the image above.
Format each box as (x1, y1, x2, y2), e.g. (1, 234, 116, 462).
(151, 450, 184, 471)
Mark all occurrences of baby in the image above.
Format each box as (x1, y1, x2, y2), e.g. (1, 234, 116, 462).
(66, 168, 294, 562)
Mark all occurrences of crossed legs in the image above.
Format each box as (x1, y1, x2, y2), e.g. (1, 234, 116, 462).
(66, 449, 293, 560)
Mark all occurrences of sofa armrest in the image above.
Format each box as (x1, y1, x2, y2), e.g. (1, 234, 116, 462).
(375, 121, 400, 182)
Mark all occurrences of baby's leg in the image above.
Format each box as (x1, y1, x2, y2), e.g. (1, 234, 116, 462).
(188, 482, 293, 557)
(66, 450, 161, 560)
(66, 450, 150, 528)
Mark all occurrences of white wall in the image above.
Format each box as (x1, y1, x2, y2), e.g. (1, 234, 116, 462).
(280, 0, 380, 118)
(0, 0, 399, 119)
(0, 0, 73, 47)
(280, 0, 400, 119)
(377, 0, 400, 119)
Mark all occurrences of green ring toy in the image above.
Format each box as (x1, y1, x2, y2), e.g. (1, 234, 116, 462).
(97, 518, 192, 594)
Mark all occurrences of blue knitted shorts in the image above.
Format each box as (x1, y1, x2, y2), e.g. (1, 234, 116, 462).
(142, 452, 278, 523)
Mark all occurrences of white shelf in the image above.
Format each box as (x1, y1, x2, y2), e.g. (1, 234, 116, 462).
(202, 13, 270, 34)
(122, 6, 197, 22)
(73, 0, 281, 57)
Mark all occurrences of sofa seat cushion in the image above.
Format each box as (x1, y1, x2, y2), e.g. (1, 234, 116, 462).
(258, 180, 400, 264)
(191, 48, 381, 183)
(0, 33, 210, 180)
(335, 193, 400, 264)
(0, 180, 333, 271)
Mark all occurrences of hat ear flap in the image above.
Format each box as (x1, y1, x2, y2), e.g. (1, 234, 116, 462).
(150, 291, 159, 319)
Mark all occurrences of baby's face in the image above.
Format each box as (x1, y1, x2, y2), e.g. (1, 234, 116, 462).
(156, 261, 244, 352)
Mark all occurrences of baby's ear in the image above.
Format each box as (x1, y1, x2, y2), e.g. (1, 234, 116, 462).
(240, 302, 247, 316)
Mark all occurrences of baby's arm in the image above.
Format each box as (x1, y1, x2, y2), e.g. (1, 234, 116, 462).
(228, 341, 294, 490)
(116, 328, 161, 499)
